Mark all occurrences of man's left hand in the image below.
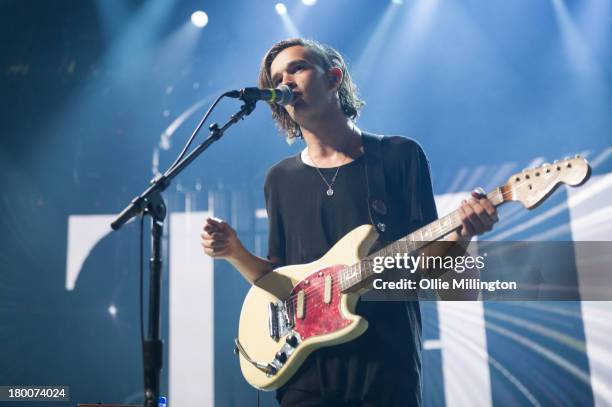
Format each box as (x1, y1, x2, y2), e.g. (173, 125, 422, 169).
(458, 188, 499, 239)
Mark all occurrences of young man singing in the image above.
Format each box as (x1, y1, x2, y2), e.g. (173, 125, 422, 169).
(201, 38, 498, 406)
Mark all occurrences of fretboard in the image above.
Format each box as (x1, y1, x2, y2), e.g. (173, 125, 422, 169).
(338, 187, 505, 292)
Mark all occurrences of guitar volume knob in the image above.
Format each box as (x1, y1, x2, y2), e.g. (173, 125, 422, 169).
(286, 335, 299, 347)
(275, 351, 288, 363)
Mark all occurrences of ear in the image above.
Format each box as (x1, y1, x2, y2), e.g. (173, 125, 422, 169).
(328, 67, 343, 90)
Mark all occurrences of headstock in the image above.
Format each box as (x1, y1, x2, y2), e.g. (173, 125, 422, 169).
(503, 156, 591, 209)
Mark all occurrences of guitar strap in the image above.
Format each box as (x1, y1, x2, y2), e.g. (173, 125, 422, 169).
(361, 132, 391, 240)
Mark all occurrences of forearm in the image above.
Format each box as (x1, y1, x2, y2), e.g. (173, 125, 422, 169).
(225, 245, 275, 284)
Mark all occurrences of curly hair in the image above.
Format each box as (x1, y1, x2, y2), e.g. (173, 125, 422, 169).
(258, 38, 365, 143)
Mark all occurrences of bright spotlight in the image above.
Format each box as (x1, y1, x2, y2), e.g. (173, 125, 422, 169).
(275, 3, 287, 15)
(108, 304, 117, 317)
(302, 0, 317, 5)
(392, 0, 403, 4)
(191, 11, 208, 28)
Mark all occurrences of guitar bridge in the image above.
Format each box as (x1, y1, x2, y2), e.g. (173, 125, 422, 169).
(268, 300, 294, 341)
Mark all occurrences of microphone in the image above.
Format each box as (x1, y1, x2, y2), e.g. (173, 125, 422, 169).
(226, 85, 294, 106)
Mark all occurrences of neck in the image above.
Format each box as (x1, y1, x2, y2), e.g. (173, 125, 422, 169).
(300, 117, 362, 165)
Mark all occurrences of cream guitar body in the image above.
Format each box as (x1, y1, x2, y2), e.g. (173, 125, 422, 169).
(237, 224, 377, 390)
(234, 156, 591, 391)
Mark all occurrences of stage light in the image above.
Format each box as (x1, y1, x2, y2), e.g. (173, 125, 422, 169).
(275, 3, 287, 15)
(392, 0, 403, 4)
(191, 10, 208, 28)
(108, 304, 117, 317)
(302, 0, 317, 6)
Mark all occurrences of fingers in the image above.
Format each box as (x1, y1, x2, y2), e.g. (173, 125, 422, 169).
(459, 202, 476, 237)
(201, 230, 227, 240)
(459, 196, 499, 237)
(480, 198, 499, 223)
(204, 217, 223, 233)
(203, 217, 233, 235)
(469, 200, 494, 231)
(201, 236, 229, 257)
(201, 217, 229, 257)
(202, 245, 228, 257)
(201, 235, 228, 248)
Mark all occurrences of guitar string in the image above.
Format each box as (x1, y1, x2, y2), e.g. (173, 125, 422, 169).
(282, 189, 490, 304)
(281, 214, 460, 307)
(281, 176, 548, 306)
(279, 167, 575, 306)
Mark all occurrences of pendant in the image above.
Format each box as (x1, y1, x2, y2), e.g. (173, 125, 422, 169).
(326, 187, 334, 196)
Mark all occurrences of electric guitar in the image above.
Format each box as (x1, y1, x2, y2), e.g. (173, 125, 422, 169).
(235, 156, 591, 390)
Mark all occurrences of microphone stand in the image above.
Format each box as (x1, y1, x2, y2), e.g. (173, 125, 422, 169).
(110, 99, 257, 407)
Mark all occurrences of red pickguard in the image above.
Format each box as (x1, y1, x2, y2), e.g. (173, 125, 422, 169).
(290, 265, 352, 340)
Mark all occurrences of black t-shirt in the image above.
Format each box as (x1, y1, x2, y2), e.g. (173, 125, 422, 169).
(264, 135, 438, 406)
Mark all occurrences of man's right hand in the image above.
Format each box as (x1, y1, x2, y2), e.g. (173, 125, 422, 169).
(201, 217, 242, 260)
(201, 217, 274, 284)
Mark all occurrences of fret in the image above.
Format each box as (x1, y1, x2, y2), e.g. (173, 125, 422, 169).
(450, 214, 456, 232)
(404, 239, 412, 253)
(392, 241, 401, 256)
(437, 219, 443, 236)
(381, 246, 389, 258)
(488, 187, 504, 206)
(432, 221, 440, 239)
(361, 261, 370, 280)
(340, 267, 349, 290)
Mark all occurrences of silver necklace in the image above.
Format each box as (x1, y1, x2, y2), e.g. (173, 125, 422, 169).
(307, 149, 342, 197)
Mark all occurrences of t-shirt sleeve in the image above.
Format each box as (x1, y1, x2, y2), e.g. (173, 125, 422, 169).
(405, 139, 439, 226)
(264, 168, 286, 266)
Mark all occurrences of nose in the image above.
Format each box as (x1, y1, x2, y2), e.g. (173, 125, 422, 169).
(281, 72, 296, 88)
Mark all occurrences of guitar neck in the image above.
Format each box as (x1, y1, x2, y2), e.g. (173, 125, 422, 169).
(339, 187, 507, 292)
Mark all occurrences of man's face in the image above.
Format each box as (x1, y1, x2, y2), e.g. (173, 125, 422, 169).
(269, 45, 335, 126)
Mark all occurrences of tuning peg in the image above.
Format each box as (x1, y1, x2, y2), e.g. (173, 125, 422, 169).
(574, 154, 581, 158)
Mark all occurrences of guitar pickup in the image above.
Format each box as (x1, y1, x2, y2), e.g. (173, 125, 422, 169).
(324, 275, 332, 304)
